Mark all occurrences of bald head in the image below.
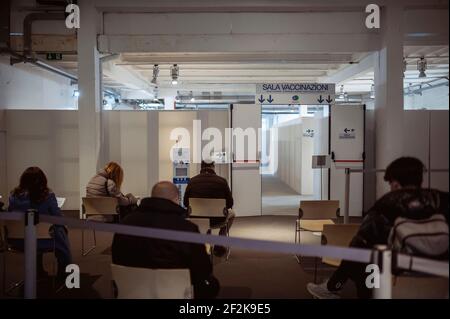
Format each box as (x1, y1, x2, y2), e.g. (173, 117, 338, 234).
(151, 181, 179, 204)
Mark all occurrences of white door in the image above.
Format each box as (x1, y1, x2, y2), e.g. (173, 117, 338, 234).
(231, 104, 262, 216)
(330, 105, 365, 217)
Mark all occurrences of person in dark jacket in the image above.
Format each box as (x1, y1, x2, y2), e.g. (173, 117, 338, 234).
(183, 161, 235, 256)
(307, 157, 449, 299)
(112, 181, 219, 299)
(8, 167, 72, 278)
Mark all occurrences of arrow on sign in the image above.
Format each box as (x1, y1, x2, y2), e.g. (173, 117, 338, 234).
(267, 95, 274, 103)
(344, 128, 350, 133)
(258, 95, 265, 103)
(326, 95, 333, 103)
(317, 95, 324, 103)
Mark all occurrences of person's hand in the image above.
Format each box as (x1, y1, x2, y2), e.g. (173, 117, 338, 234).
(126, 193, 138, 204)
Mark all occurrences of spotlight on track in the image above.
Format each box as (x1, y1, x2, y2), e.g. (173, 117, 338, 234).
(171, 64, 179, 85)
(151, 64, 159, 85)
(417, 57, 427, 78)
(339, 85, 345, 99)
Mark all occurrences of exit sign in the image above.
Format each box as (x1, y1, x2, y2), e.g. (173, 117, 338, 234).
(46, 53, 63, 61)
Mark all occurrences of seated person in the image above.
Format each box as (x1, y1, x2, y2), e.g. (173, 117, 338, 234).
(307, 157, 449, 299)
(86, 161, 138, 219)
(8, 167, 72, 279)
(112, 181, 219, 299)
(183, 161, 235, 257)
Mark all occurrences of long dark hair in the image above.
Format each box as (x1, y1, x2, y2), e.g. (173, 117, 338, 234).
(12, 167, 50, 203)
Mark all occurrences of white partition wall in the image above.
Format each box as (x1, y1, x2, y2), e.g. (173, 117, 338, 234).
(158, 111, 198, 181)
(102, 111, 159, 198)
(232, 104, 262, 216)
(430, 111, 449, 191)
(4, 110, 79, 209)
(397, 110, 449, 194)
(2, 109, 232, 210)
(330, 105, 365, 217)
(275, 118, 302, 194)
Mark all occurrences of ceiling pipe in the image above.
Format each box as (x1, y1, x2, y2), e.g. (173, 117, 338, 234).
(6, 49, 78, 82)
(23, 12, 66, 58)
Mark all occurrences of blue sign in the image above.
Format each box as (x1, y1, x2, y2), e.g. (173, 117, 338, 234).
(173, 177, 190, 184)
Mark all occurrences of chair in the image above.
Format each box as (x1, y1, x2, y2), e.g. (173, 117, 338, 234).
(188, 198, 232, 260)
(81, 197, 119, 256)
(295, 200, 340, 244)
(321, 224, 360, 267)
(2, 219, 55, 295)
(312, 224, 360, 283)
(111, 264, 193, 299)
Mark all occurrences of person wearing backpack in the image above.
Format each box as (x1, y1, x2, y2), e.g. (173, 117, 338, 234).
(307, 157, 449, 299)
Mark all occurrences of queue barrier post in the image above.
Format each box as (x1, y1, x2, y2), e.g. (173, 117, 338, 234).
(344, 168, 350, 224)
(372, 245, 392, 299)
(24, 209, 38, 299)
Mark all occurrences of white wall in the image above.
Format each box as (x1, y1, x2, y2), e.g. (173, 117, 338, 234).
(4, 110, 79, 209)
(301, 118, 317, 195)
(312, 111, 330, 201)
(102, 111, 159, 198)
(275, 118, 302, 194)
(0, 57, 77, 110)
(2, 109, 231, 210)
(377, 110, 449, 196)
(158, 111, 199, 182)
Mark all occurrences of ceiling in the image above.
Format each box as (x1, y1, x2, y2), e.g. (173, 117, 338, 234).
(38, 46, 448, 101)
(340, 45, 449, 97)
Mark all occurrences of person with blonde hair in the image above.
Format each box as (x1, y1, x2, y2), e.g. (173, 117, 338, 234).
(86, 162, 138, 219)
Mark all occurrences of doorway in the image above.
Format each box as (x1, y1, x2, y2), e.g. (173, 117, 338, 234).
(261, 105, 330, 216)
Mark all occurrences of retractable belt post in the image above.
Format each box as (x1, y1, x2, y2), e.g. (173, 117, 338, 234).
(344, 168, 350, 224)
(372, 245, 392, 299)
(24, 209, 38, 299)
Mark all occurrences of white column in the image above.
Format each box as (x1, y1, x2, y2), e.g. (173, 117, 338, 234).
(374, 4, 404, 196)
(77, 0, 102, 215)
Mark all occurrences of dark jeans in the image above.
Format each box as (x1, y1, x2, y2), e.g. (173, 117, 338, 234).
(194, 275, 220, 299)
(327, 260, 372, 299)
(9, 225, 72, 277)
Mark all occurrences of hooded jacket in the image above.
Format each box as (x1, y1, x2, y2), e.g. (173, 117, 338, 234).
(350, 188, 449, 250)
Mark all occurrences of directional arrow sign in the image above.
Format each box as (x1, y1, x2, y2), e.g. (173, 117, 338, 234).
(267, 95, 274, 103)
(344, 128, 349, 133)
(326, 95, 333, 103)
(317, 95, 324, 103)
(258, 95, 265, 103)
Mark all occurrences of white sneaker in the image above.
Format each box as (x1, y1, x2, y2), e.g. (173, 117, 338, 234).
(307, 281, 341, 299)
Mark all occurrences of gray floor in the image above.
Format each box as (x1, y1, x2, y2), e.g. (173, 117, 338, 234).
(0, 215, 358, 299)
(262, 175, 314, 216)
